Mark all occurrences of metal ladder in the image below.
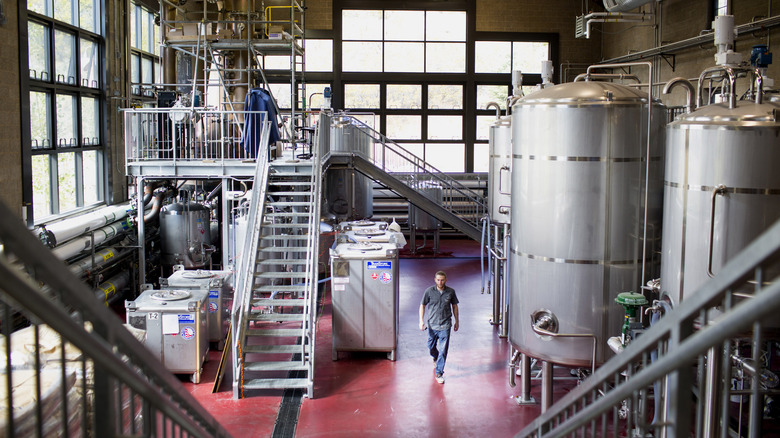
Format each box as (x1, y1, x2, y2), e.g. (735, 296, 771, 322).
(234, 160, 320, 398)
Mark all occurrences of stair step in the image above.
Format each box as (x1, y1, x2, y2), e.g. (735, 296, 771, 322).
(250, 313, 305, 322)
(268, 181, 312, 186)
(244, 344, 309, 354)
(247, 328, 302, 337)
(243, 362, 308, 372)
(259, 235, 310, 241)
(265, 212, 311, 218)
(241, 378, 310, 390)
(251, 298, 307, 307)
(270, 172, 312, 177)
(257, 259, 308, 265)
(259, 246, 310, 252)
(261, 224, 312, 229)
(267, 202, 311, 207)
(254, 285, 307, 293)
(256, 272, 308, 279)
(268, 191, 312, 197)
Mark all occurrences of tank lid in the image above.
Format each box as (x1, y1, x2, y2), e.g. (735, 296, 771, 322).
(150, 290, 192, 301)
(671, 101, 780, 124)
(181, 270, 215, 279)
(352, 228, 386, 236)
(349, 220, 375, 227)
(516, 81, 651, 105)
(347, 242, 383, 251)
(162, 202, 209, 213)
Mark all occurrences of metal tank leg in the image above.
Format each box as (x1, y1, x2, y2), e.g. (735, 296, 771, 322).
(501, 224, 510, 338)
(137, 178, 146, 286)
(541, 361, 553, 413)
(491, 225, 501, 326)
(516, 353, 537, 405)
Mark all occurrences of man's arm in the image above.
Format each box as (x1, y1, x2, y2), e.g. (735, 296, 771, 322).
(452, 303, 459, 332)
(419, 304, 426, 331)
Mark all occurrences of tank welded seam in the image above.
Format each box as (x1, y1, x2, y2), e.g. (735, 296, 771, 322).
(510, 249, 644, 265)
(664, 182, 780, 195)
(490, 154, 512, 159)
(513, 154, 662, 162)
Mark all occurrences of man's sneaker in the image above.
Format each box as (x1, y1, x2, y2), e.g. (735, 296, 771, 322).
(435, 373, 445, 384)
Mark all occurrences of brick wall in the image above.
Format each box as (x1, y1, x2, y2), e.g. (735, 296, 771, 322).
(0, 1, 23, 220)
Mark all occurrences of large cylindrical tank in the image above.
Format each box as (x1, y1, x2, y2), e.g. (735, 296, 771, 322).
(488, 116, 512, 224)
(160, 202, 212, 268)
(408, 182, 443, 231)
(326, 117, 374, 219)
(661, 99, 780, 306)
(509, 81, 665, 367)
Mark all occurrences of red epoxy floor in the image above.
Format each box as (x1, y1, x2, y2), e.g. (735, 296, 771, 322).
(183, 238, 574, 437)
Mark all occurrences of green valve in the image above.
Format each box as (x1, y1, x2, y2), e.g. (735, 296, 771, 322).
(615, 292, 648, 346)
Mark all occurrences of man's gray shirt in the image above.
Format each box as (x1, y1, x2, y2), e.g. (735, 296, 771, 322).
(421, 285, 459, 331)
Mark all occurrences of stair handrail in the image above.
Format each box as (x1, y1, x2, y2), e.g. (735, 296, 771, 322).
(515, 218, 780, 438)
(0, 199, 232, 437)
(231, 121, 272, 399)
(331, 116, 488, 229)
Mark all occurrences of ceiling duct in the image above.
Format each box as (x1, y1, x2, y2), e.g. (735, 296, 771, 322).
(603, 0, 655, 12)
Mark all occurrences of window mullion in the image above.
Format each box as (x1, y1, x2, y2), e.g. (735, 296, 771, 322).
(48, 154, 59, 215)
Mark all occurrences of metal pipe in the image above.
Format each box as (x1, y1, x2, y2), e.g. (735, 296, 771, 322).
(518, 353, 536, 404)
(509, 348, 521, 387)
(492, 224, 501, 326)
(703, 346, 720, 438)
(485, 102, 502, 119)
(501, 224, 510, 339)
(143, 191, 165, 222)
(662, 77, 696, 113)
(708, 184, 727, 278)
(531, 324, 598, 376)
(574, 73, 641, 83)
(541, 361, 553, 413)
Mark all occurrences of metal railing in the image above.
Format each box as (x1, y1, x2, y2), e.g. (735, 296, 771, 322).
(0, 199, 232, 438)
(328, 116, 488, 230)
(231, 123, 272, 399)
(515, 218, 780, 438)
(124, 108, 273, 164)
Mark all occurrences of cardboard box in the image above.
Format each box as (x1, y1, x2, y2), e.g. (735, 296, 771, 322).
(217, 29, 234, 40)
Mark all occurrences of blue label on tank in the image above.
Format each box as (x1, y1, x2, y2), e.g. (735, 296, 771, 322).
(209, 290, 219, 298)
(178, 314, 195, 323)
(366, 261, 391, 270)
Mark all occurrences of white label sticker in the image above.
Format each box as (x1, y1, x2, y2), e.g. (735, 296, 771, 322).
(162, 314, 179, 334)
(334, 284, 346, 291)
(333, 277, 350, 284)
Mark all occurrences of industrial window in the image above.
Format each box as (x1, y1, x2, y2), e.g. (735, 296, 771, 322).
(305, 39, 333, 72)
(25, 0, 105, 223)
(715, 0, 728, 16)
(130, 3, 159, 97)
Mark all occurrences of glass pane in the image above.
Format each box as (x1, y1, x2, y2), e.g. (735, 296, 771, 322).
(386, 115, 421, 140)
(144, 10, 153, 53)
(264, 56, 290, 70)
(476, 115, 495, 141)
(342, 10, 382, 40)
(81, 96, 98, 145)
(428, 115, 462, 140)
(387, 85, 421, 109)
(428, 85, 463, 109)
(344, 84, 380, 109)
(512, 42, 550, 74)
(342, 41, 382, 72)
(54, 0, 75, 25)
(305, 83, 331, 110)
(54, 30, 76, 84)
(477, 85, 509, 110)
(385, 42, 424, 72)
(83, 150, 100, 205)
(154, 21, 160, 55)
(28, 22, 50, 81)
(426, 11, 466, 41)
(305, 39, 333, 72)
(425, 43, 465, 73)
(385, 11, 424, 41)
(394, 143, 423, 168)
(58, 152, 77, 212)
(425, 143, 464, 172)
(476, 41, 511, 73)
(130, 6, 138, 48)
(474, 143, 489, 172)
(79, 0, 96, 33)
(130, 54, 139, 94)
(142, 57, 153, 84)
(80, 38, 99, 88)
(56, 94, 77, 147)
(32, 155, 51, 220)
(29, 0, 51, 17)
(267, 83, 291, 109)
(30, 92, 51, 149)
(351, 114, 377, 130)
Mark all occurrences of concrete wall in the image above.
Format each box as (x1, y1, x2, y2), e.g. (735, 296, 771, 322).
(0, 1, 23, 220)
(600, 0, 780, 106)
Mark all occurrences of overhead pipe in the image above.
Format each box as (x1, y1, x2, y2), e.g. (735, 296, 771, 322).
(485, 102, 502, 119)
(574, 73, 641, 83)
(603, 0, 655, 13)
(40, 203, 131, 247)
(582, 12, 652, 39)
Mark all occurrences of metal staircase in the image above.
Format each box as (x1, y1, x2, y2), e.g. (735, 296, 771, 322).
(232, 140, 321, 399)
(323, 115, 487, 241)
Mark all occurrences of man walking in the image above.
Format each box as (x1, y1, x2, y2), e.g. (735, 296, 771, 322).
(419, 271, 459, 384)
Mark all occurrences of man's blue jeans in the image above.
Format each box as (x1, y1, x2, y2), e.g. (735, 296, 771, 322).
(427, 327, 451, 376)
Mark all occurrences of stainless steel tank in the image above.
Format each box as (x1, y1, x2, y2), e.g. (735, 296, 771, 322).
(661, 90, 780, 307)
(488, 116, 512, 224)
(326, 116, 374, 219)
(509, 81, 665, 367)
(408, 181, 443, 231)
(160, 202, 212, 268)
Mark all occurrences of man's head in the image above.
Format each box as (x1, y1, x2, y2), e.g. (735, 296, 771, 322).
(435, 271, 447, 290)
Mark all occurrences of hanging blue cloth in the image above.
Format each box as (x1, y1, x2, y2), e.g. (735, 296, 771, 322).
(242, 88, 281, 157)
